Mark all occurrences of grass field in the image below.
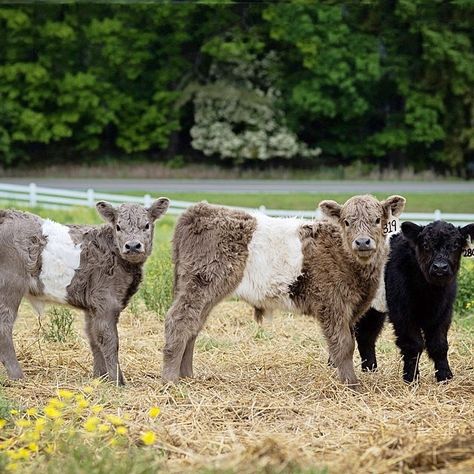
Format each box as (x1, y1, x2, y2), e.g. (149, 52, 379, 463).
(0, 205, 473, 473)
(114, 192, 474, 214)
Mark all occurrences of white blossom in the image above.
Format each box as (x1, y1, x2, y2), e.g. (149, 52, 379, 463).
(190, 51, 321, 161)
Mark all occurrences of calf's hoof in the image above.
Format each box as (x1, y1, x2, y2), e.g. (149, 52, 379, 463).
(403, 372, 420, 385)
(341, 374, 361, 391)
(346, 380, 362, 392)
(7, 367, 24, 381)
(361, 360, 377, 372)
(435, 368, 453, 383)
(162, 369, 180, 384)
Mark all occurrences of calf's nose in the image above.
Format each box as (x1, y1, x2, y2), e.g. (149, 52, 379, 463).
(124, 240, 144, 253)
(354, 237, 373, 251)
(433, 261, 448, 273)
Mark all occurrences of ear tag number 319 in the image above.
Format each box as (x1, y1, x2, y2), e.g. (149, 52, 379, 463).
(383, 216, 400, 237)
(464, 235, 474, 259)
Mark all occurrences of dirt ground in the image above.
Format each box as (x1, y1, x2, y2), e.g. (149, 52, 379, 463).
(5, 300, 474, 473)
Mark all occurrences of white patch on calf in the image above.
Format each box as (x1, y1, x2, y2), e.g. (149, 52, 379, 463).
(39, 219, 81, 304)
(235, 214, 304, 312)
(371, 210, 401, 313)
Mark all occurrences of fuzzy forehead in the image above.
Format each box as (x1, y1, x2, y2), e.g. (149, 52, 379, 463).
(419, 221, 461, 246)
(116, 204, 148, 224)
(340, 195, 382, 219)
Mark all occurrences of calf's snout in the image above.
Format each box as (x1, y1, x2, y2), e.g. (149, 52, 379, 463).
(353, 236, 375, 252)
(124, 240, 144, 253)
(431, 260, 449, 276)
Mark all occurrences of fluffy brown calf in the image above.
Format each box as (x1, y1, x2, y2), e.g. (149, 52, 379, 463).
(163, 194, 406, 387)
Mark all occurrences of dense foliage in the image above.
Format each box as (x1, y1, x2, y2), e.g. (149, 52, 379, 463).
(0, 2, 473, 171)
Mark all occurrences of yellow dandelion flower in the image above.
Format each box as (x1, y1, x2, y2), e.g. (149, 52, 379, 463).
(19, 448, 30, 460)
(35, 418, 46, 431)
(10, 410, 18, 416)
(26, 408, 38, 416)
(83, 386, 94, 394)
(76, 399, 89, 409)
(109, 438, 118, 447)
(98, 423, 110, 433)
(15, 419, 32, 428)
(8, 448, 30, 460)
(0, 419, 7, 429)
(83, 417, 100, 432)
(141, 431, 156, 446)
(58, 389, 74, 400)
(6, 462, 19, 472)
(44, 406, 61, 419)
(47, 398, 65, 409)
(116, 426, 127, 435)
(106, 414, 124, 426)
(148, 407, 161, 418)
(91, 405, 103, 414)
(28, 442, 39, 452)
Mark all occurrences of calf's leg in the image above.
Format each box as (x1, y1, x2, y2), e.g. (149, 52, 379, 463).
(89, 311, 124, 385)
(392, 319, 424, 383)
(0, 304, 23, 380)
(84, 312, 107, 378)
(320, 315, 359, 387)
(163, 294, 218, 382)
(355, 308, 386, 372)
(424, 322, 453, 382)
(0, 279, 25, 380)
(178, 299, 223, 378)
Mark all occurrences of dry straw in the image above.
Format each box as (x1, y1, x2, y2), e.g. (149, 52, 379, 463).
(5, 300, 474, 473)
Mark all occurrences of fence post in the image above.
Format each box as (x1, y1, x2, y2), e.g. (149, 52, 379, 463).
(29, 183, 37, 207)
(144, 194, 152, 207)
(434, 209, 441, 221)
(87, 188, 95, 207)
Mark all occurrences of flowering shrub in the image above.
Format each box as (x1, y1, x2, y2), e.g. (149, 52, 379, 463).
(190, 46, 321, 162)
(0, 384, 161, 472)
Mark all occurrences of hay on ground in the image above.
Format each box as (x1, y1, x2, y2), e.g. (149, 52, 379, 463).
(4, 300, 474, 473)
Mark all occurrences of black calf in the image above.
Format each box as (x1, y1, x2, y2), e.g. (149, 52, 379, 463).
(356, 220, 474, 383)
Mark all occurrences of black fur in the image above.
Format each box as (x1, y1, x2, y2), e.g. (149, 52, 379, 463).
(356, 221, 474, 383)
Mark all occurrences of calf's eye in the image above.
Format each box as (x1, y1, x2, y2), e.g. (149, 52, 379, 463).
(375, 218, 381, 225)
(344, 220, 350, 227)
(145, 222, 150, 230)
(116, 224, 121, 231)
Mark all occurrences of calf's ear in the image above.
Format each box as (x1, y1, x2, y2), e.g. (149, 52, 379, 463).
(96, 201, 117, 223)
(382, 195, 406, 218)
(319, 200, 342, 223)
(148, 197, 170, 222)
(401, 221, 422, 244)
(460, 223, 474, 246)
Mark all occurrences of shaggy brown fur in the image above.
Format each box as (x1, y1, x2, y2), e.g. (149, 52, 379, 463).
(0, 199, 169, 384)
(163, 195, 406, 388)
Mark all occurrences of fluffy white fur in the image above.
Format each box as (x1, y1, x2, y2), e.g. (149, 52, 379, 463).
(37, 219, 81, 304)
(234, 213, 304, 314)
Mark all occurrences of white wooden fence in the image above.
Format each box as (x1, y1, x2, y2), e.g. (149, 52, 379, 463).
(0, 182, 472, 225)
